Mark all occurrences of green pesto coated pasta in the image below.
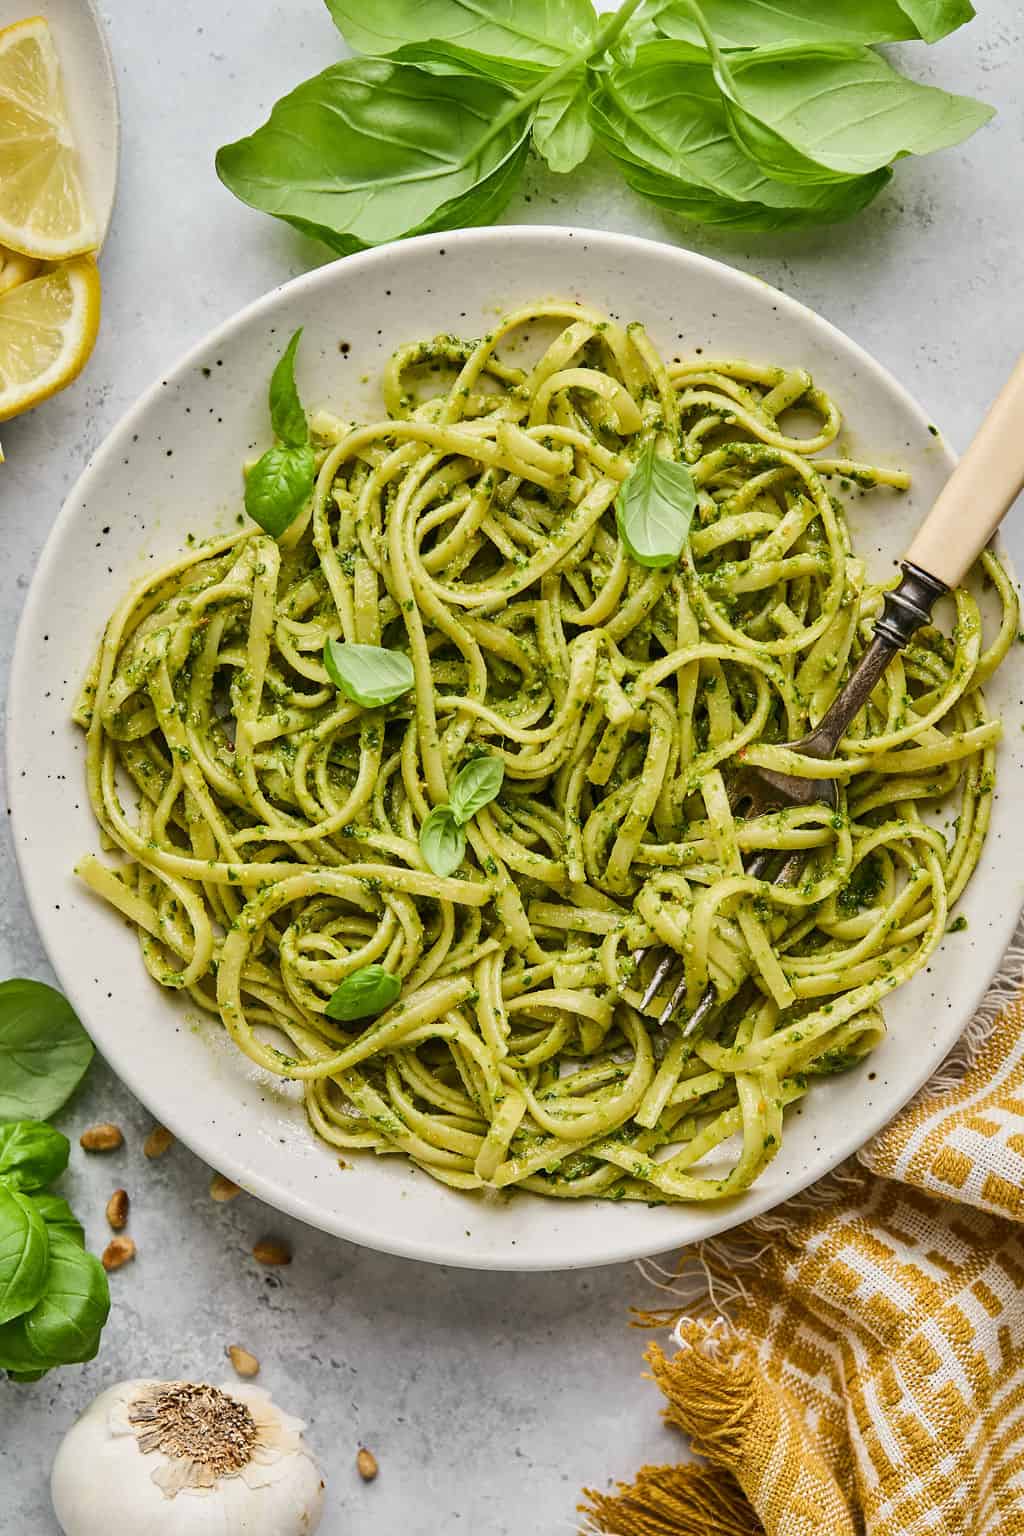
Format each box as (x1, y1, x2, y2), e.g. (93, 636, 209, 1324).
(73, 303, 1017, 1204)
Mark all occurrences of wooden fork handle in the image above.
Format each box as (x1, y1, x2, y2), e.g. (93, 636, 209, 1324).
(904, 355, 1024, 588)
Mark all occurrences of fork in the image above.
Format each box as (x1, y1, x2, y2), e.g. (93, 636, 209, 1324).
(635, 354, 1024, 1036)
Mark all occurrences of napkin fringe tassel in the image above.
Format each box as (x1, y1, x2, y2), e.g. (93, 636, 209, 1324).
(580, 1331, 857, 1536)
(580, 1462, 761, 1536)
(580, 1332, 778, 1536)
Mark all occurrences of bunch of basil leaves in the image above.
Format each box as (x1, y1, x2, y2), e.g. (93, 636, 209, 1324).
(0, 979, 109, 1381)
(216, 0, 991, 249)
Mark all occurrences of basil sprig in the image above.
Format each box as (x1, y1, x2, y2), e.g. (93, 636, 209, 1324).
(0, 1121, 109, 1381)
(0, 1229, 109, 1380)
(323, 639, 415, 709)
(216, 0, 989, 249)
(244, 329, 316, 537)
(326, 964, 402, 1021)
(419, 756, 505, 877)
(615, 441, 697, 568)
(0, 982, 110, 1382)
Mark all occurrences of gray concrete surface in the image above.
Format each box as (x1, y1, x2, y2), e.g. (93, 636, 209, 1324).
(1, 1, 1023, 1530)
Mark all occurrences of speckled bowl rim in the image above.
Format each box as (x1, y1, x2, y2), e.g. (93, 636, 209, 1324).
(9, 225, 1020, 1270)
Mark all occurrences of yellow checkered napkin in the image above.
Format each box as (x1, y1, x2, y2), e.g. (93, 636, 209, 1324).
(582, 960, 1024, 1536)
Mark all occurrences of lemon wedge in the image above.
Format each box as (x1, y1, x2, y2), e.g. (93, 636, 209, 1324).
(0, 255, 100, 421)
(0, 242, 40, 294)
(0, 17, 97, 260)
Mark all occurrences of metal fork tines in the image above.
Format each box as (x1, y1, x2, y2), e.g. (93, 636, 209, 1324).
(628, 563, 951, 1038)
(632, 849, 778, 1035)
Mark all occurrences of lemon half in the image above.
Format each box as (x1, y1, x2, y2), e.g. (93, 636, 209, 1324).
(0, 255, 100, 421)
(0, 16, 98, 260)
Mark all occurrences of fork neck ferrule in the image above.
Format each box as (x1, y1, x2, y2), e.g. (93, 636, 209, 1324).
(873, 561, 949, 651)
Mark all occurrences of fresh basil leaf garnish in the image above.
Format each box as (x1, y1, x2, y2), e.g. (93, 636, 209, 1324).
(615, 440, 697, 568)
(325, 965, 402, 1022)
(245, 444, 316, 537)
(323, 640, 415, 708)
(268, 328, 310, 449)
(244, 331, 315, 537)
(216, 58, 532, 258)
(533, 71, 593, 174)
(30, 1195, 84, 1249)
(391, 40, 542, 87)
(449, 757, 505, 825)
(648, 0, 973, 50)
(0, 980, 93, 1124)
(0, 1313, 54, 1376)
(324, 0, 597, 68)
(5, 1230, 109, 1370)
(216, 0, 989, 249)
(0, 1123, 69, 1193)
(591, 42, 890, 231)
(0, 1185, 49, 1327)
(705, 34, 993, 184)
(899, 0, 976, 44)
(419, 806, 467, 877)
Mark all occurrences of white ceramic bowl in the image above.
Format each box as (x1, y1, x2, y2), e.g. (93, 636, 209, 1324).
(10, 227, 1023, 1270)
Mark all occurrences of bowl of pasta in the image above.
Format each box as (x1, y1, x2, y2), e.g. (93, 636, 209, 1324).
(9, 226, 1023, 1269)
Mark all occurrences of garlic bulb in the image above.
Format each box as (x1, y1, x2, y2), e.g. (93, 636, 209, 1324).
(52, 1378, 325, 1535)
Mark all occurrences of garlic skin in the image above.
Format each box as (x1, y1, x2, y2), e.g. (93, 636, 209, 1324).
(52, 1378, 325, 1535)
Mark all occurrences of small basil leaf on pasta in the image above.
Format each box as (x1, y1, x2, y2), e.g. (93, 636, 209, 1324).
(268, 328, 309, 449)
(245, 330, 316, 535)
(449, 756, 504, 824)
(0, 1123, 69, 1193)
(420, 806, 467, 877)
(616, 440, 697, 568)
(244, 443, 315, 537)
(323, 640, 415, 708)
(325, 965, 402, 1022)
